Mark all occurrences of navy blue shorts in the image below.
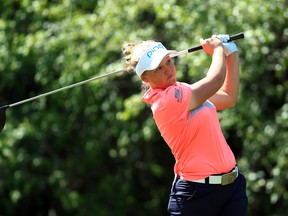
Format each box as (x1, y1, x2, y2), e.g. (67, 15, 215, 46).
(167, 173, 248, 216)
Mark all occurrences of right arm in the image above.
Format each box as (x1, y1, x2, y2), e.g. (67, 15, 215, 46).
(188, 38, 226, 110)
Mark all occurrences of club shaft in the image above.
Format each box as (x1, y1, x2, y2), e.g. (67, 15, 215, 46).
(3, 68, 126, 109)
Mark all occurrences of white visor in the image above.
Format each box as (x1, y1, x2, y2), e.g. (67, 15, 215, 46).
(135, 42, 177, 77)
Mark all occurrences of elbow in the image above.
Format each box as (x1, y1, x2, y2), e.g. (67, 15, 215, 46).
(216, 100, 237, 111)
(225, 97, 238, 108)
(229, 93, 239, 108)
(216, 95, 238, 110)
(227, 100, 237, 108)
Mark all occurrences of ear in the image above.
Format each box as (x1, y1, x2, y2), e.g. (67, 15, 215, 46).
(141, 74, 149, 83)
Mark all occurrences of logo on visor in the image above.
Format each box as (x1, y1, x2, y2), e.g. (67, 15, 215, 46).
(146, 43, 165, 58)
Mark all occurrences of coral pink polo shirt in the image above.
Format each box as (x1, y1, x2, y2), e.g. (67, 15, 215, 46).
(142, 82, 236, 181)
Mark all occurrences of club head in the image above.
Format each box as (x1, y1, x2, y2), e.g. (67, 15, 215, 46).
(0, 106, 8, 132)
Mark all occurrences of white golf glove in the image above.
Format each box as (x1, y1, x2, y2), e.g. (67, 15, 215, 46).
(214, 34, 230, 43)
(213, 34, 238, 56)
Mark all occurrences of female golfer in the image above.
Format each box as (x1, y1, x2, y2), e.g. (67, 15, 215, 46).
(122, 35, 248, 216)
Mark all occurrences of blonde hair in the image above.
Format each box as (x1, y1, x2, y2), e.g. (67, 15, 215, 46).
(121, 40, 156, 72)
(122, 40, 156, 92)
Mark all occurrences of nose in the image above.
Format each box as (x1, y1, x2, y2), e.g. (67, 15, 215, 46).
(163, 65, 171, 74)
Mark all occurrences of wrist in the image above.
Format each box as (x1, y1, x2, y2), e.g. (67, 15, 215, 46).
(213, 45, 225, 55)
(223, 42, 238, 56)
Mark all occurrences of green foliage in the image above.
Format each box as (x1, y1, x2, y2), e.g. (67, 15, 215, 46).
(0, 0, 287, 215)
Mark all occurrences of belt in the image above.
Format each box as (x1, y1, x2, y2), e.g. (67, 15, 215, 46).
(180, 166, 239, 186)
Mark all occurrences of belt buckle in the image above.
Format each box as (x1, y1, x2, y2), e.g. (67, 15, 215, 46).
(221, 170, 238, 185)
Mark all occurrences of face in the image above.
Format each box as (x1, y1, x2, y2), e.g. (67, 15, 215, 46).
(141, 55, 176, 89)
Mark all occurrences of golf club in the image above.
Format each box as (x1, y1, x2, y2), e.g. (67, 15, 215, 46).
(0, 32, 244, 132)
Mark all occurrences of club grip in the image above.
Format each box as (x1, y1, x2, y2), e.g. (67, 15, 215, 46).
(228, 32, 244, 42)
(187, 32, 244, 53)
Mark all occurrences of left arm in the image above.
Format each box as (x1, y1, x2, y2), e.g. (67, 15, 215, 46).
(209, 51, 240, 110)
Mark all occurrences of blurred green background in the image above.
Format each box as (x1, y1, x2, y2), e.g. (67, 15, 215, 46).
(0, 0, 287, 215)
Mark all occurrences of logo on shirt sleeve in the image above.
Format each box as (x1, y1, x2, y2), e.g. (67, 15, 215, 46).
(174, 88, 182, 103)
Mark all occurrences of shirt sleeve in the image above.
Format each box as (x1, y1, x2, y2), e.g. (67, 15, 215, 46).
(161, 84, 192, 118)
(151, 84, 192, 138)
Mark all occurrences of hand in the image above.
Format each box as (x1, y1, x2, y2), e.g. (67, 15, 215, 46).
(212, 34, 238, 56)
(212, 34, 230, 43)
(200, 37, 223, 55)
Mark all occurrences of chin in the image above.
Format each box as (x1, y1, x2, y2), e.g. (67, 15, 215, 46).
(166, 81, 176, 88)
(170, 77, 177, 84)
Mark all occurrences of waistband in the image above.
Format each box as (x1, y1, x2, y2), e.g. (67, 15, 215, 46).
(177, 166, 239, 186)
